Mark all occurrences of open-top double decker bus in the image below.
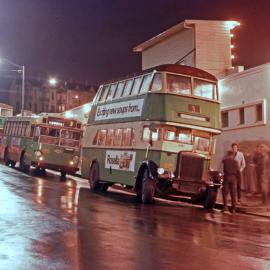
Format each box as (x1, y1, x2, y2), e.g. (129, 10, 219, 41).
(81, 64, 222, 208)
(2, 113, 82, 179)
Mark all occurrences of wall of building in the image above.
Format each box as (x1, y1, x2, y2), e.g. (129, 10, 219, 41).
(212, 64, 270, 169)
(194, 21, 232, 76)
(141, 28, 194, 70)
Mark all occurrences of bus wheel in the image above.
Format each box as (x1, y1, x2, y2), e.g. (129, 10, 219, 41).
(142, 169, 155, 204)
(4, 149, 11, 166)
(19, 153, 30, 173)
(155, 179, 172, 196)
(89, 162, 100, 191)
(99, 183, 109, 192)
(203, 187, 218, 209)
(60, 170, 67, 181)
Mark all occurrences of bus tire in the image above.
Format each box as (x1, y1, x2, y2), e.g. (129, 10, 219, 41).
(203, 188, 217, 209)
(89, 162, 100, 191)
(100, 183, 109, 192)
(19, 152, 30, 173)
(60, 170, 67, 181)
(142, 169, 155, 204)
(4, 148, 10, 166)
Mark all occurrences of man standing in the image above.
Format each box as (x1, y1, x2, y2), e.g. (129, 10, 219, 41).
(222, 150, 240, 213)
(232, 143, 246, 203)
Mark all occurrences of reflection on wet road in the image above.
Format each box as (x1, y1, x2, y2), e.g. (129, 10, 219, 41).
(0, 164, 270, 269)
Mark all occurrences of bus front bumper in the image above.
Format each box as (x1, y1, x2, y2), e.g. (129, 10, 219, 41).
(32, 161, 79, 174)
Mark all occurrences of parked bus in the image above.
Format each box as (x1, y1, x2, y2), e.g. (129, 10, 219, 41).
(81, 64, 223, 208)
(2, 114, 82, 179)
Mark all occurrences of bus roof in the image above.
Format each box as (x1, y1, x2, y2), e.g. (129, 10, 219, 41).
(102, 64, 217, 85)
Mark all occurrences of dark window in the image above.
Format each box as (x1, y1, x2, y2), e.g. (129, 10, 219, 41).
(239, 108, 245, 125)
(221, 111, 229, 128)
(256, 103, 263, 122)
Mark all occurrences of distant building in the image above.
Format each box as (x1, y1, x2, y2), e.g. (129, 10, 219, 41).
(133, 19, 241, 78)
(9, 78, 97, 114)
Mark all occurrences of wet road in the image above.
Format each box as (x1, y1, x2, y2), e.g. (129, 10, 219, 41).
(0, 165, 270, 270)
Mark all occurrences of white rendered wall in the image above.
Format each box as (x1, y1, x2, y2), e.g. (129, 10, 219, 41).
(212, 64, 270, 169)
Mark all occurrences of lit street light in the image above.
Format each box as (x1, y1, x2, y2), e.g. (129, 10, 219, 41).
(0, 58, 25, 116)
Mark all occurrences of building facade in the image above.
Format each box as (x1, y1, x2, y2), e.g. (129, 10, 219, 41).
(133, 19, 241, 78)
(212, 63, 270, 169)
(9, 78, 96, 115)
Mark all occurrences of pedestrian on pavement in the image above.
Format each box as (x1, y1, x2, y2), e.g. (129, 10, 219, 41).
(259, 144, 270, 207)
(222, 150, 240, 213)
(232, 143, 246, 204)
(253, 144, 263, 195)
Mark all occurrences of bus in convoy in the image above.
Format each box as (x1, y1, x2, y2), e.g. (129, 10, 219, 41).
(80, 64, 223, 208)
(2, 114, 82, 179)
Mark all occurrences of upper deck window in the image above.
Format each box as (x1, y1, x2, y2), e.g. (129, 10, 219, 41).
(130, 76, 143, 96)
(99, 85, 110, 102)
(193, 79, 216, 100)
(140, 74, 152, 94)
(150, 73, 162, 92)
(167, 74, 191, 95)
(114, 81, 125, 99)
(122, 79, 133, 97)
(107, 84, 117, 101)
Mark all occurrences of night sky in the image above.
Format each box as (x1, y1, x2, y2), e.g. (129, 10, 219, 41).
(0, 0, 269, 85)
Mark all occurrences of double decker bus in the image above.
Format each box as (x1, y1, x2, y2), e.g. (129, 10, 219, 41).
(2, 114, 82, 179)
(81, 64, 222, 208)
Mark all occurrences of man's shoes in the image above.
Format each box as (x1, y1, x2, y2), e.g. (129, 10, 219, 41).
(221, 207, 230, 214)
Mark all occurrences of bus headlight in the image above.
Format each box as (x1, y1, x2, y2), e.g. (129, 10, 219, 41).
(35, 150, 42, 157)
(157, 168, 165, 175)
(69, 161, 74, 166)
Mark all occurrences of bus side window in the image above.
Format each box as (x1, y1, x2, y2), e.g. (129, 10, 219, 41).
(122, 79, 133, 97)
(150, 73, 162, 92)
(106, 84, 117, 101)
(140, 74, 152, 94)
(92, 130, 98, 145)
(130, 76, 142, 96)
(97, 129, 107, 145)
(177, 128, 192, 144)
(106, 129, 114, 146)
(113, 129, 122, 146)
(99, 85, 110, 102)
(114, 81, 125, 99)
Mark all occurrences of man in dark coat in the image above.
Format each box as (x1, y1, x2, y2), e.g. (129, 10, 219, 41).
(222, 150, 240, 213)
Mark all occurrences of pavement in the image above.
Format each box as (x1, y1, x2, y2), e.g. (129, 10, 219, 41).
(215, 189, 270, 217)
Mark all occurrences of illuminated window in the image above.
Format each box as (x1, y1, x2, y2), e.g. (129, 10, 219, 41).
(130, 76, 143, 96)
(167, 74, 191, 95)
(193, 79, 216, 100)
(143, 127, 150, 141)
(99, 85, 110, 102)
(194, 137, 210, 152)
(140, 74, 152, 94)
(164, 129, 176, 141)
(97, 129, 107, 145)
(113, 129, 122, 146)
(106, 129, 114, 146)
(177, 129, 192, 144)
(122, 79, 133, 97)
(114, 81, 125, 99)
(150, 73, 162, 92)
(106, 84, 117, 101)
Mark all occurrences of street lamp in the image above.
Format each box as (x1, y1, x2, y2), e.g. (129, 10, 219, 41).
(0, 58, 25, 116)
